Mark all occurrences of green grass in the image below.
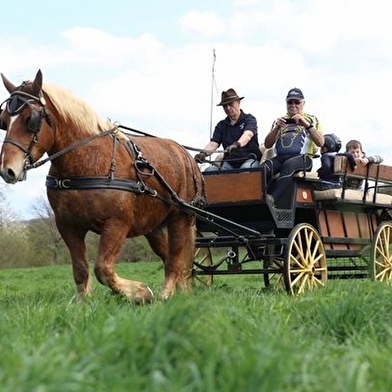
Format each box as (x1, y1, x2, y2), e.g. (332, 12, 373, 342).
(1, 263, 392, 391)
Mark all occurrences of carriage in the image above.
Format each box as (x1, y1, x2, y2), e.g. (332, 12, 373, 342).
(1, 69, 392, 303)
(192, 154, 392, 295)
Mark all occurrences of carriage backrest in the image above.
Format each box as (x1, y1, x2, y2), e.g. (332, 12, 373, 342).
(334, 156, 392, 185)
(313, 155, 392, 204)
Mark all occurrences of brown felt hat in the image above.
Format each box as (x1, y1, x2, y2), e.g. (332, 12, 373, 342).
(217, 88, 244, 106)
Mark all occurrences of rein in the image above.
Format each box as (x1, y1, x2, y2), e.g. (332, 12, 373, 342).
(117, 123, 224, 154)
(27, 127, 118, 170)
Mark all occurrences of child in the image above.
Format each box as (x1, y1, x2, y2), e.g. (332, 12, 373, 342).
(316, 133, 343, 189)
(344, 140, 383, 190)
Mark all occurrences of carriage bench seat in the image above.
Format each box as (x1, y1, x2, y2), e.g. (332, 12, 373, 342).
(314, 188, 392, 204)
(314, 156, 392, 204)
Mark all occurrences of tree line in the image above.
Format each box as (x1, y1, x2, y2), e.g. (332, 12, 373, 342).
(0, 191, 156, 269)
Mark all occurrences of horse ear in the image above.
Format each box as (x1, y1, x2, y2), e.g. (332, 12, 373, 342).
(31, 69, 43, 96)
(1, 73, 16, 94)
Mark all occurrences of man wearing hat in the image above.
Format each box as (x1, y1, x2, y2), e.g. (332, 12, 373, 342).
(262, 87, 324, 208)
(194, 88, 261, 171)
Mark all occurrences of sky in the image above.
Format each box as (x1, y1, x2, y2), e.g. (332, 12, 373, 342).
(1, 0, 392, 219)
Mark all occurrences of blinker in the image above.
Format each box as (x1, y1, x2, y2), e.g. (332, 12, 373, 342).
(0, 109, 5, 130)
(6, 95, 29, 115)
(28, 109, 42, 134)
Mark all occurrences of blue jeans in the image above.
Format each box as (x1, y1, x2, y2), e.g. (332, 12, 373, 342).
(204, 158, 260, 172)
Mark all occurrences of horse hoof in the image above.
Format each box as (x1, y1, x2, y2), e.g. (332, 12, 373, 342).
(133, 284, 154, 305)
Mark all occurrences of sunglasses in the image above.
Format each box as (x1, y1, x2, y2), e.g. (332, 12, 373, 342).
(287, 100, 302, 105)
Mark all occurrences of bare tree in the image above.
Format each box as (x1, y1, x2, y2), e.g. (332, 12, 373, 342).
(28, 196, 67, 265)
(0, 186, 20, 225)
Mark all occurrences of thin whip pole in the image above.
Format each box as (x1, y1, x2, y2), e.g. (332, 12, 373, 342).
(209, 49, 217, 139)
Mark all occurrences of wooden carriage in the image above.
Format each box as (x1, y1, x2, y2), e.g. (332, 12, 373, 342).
(193, 156, 392, 294)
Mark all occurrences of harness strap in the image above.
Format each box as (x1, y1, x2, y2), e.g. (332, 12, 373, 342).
(46, 175, 148, 194)
(126, 138, 183, 204)
(29, 128, 117, 170)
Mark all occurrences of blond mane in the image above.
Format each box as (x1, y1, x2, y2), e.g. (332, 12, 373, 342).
(42, 83, 110, 136)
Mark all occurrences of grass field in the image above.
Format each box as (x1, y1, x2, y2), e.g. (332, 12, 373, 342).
(1, 261, 392, 392)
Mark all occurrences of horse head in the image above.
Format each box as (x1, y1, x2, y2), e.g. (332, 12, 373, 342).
(0, 69, 53, 183)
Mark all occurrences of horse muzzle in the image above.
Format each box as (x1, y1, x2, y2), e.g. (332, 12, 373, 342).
(0, 164, 27, 183)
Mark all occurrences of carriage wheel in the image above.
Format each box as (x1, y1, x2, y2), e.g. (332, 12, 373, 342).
(283, 223, 327, 295)
(263, 258, 285, 290)
(193, 246, 213, 286)
(370, 222, 392, 283)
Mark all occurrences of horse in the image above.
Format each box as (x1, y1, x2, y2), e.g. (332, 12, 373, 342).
(0, 69, 205, 304)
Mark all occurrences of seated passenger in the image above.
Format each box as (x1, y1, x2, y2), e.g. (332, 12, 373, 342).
(344, 139, 383, 190)
(194, 88, 261, 171)
(316, 133, 343, 190)
(262, 87, 324, 208)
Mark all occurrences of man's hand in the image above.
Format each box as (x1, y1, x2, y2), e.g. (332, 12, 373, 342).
(225, 141, 241, 155)
(194, 152, 207, 163)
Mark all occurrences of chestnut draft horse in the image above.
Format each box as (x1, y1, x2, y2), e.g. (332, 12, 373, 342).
(0, 70, 205, 304)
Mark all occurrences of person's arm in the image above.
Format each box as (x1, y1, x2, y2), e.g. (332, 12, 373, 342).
(289, 114, 324, 147)
(366, 155, 383, 164)
(201, 141, 219, 156)
(194, 141, 219, 163)
(225, 130, 256, 155)
(264, 118, 285, 148)
(301, 116, 324, 147)
(237, 130, 254, 147)
(307, 126, 324, 147)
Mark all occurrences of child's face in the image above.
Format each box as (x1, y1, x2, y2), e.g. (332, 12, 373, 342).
(347, 147, 362, 158)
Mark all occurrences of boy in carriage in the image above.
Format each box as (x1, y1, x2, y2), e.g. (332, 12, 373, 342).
(344, 139, 383, 190)
(316, 133, 345, 189)
(317, 136, 383, 191)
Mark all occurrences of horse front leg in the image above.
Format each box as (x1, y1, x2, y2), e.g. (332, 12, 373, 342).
(94, 227, 154, 305)
(57, 226, 91, 301)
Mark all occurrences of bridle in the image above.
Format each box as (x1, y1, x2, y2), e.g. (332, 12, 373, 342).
(0, 88, 53, 173)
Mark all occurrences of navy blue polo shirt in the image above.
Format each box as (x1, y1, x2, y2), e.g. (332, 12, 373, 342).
(211, 110, 261, 167)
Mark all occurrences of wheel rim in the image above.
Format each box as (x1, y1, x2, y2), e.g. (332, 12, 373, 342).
(371, 222, 392, 283)
(193, 246, 213, 286)
(284, 223, 327, 295)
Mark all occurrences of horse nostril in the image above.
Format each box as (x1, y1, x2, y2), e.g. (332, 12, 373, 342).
(0, 167, 17, 183)
(6, 168, 15, 178)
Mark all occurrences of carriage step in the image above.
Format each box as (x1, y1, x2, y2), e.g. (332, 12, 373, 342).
(271, 208, 294, 228)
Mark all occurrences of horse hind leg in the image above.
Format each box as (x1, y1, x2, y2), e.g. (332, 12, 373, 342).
(94, 228, 154, 305)
(147, 216, 196, 300)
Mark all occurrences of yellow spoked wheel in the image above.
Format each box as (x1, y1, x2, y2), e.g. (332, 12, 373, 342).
(370, 222, 392, 283)
(284, 223, 327, 295)
(193, 246, 213, 286)
(263, 258, 285, 291)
